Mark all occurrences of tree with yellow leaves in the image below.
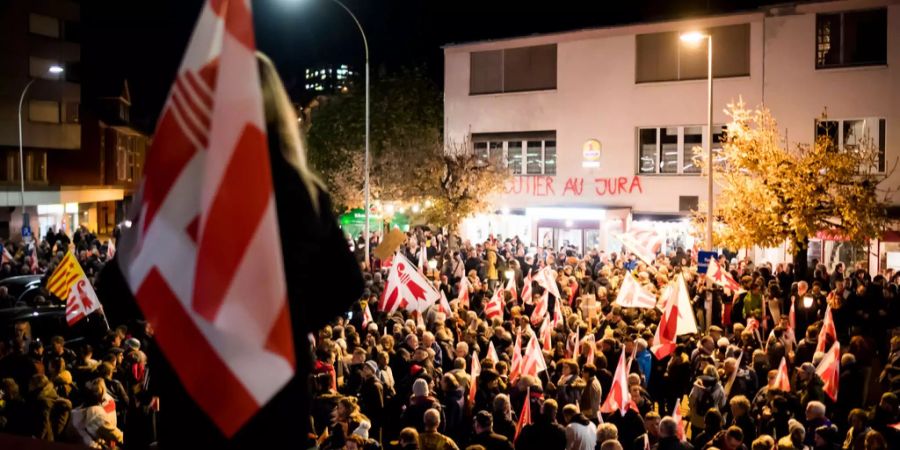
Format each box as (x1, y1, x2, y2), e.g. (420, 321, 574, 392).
(693, 99, 894, 277)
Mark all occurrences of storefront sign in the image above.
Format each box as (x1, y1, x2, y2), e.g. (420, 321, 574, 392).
(505, 176, 643, 198)
(582, 139, 601, 168)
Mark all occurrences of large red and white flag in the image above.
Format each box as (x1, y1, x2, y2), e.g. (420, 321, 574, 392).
(770, 357, 791, 392)
(514, 387, 532, 443)
(520, 334, 547, 378)
(509, 330, 524, 382)
(438, 289, 452, 315)
(600, 350, 636, 416)
(530, 291, 548, 325)
(657, 275, 698, 335)
(505, 276, 517, 301)
(382, 252, 440, 313)
(613, 271, 657, 309)
(651, 282, 678, 360)
(816, 341, 840, 401)
(487, 340, 500, 363)
(66, 274, 102, 326)
(361, 303, 374, 329)
(114, 0, 296, 436)
(468, 351, 481, 404)
(457, 275, 471, 308)
(484, 289, 504, 321)
(707, 259, 741, 292)
(816, 305, 837, 353)
(521, 269, 533, 304)
(616, 229, 662, 265)
(533, 266, 561, 300)
(540, 319, 552, 352)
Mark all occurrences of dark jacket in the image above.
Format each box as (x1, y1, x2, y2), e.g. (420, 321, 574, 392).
(652, 436, 694, 450)
(517, 419, 567, 450)
(469, 431, 514, 450)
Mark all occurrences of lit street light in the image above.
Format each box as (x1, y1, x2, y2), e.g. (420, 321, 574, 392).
(680, 31, 714, 251)
(294, 0, 370, 266)
(18, 64, 64, 240)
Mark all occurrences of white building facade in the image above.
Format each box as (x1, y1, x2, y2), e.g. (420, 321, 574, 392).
(444, 0, 900, 271)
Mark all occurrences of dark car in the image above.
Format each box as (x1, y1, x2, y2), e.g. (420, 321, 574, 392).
(0, 275, 109, 345)
(0, 275, 45, 305)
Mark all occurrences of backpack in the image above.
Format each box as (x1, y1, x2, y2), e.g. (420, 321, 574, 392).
(696, 387, 716, 416)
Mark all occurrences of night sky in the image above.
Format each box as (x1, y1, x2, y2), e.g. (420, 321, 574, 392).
(82, 0, 782, 132)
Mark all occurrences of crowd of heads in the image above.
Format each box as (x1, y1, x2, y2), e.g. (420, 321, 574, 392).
(313, 228, 900, 450)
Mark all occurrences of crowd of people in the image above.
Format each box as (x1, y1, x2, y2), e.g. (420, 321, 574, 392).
(312, 229, 900, 450)
(1, 223, 899, 450)
(0, 225, 156, 448)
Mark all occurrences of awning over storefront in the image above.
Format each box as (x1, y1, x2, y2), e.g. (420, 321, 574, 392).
(0, 187, 125, 207)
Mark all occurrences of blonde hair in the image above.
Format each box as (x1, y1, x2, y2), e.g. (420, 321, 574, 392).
(257, 52, 322, 213)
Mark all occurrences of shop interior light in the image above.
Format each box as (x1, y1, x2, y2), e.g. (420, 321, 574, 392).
(500, 206, 511, 215)
(525, 207, 606, 221)
(565, 219, 574, 228)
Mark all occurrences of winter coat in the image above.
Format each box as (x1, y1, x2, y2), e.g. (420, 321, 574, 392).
(688, 376, 726, 429)
(24, 378, 71, 441)
(564, 415, 597, 450)
(517, 419, 567, 450)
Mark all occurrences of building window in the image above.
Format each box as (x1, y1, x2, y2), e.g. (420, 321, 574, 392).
(472, 131, 556, 175)
(29, 57, 63, 80)
(637, 125, 723, 175)
(682, 126, 703, 173)
(25, 151, 47, 183)
(29, 13, 60, 38)
(636, 23, 750, 83)
(117, 134, 131, 181)
(679, 196, 699, 212)
(64, 102, 79, 123)
(816, 9, 887, 69)
(815, 118, 886, 173)
(470, 44, 557, 94)
(63, 20, 81, 43)
(29, 100, 60, 123)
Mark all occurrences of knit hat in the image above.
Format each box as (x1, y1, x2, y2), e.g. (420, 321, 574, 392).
(412, 378, 429, 397)
(124, 338, 141, 351)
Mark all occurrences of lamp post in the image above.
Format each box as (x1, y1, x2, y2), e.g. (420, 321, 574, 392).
(18, 65, 64, 239)
(680, 31, 714, 251)
(326, 0, 370, 268)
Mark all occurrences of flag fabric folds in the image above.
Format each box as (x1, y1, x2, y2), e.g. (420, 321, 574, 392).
(816, 341, 840, 401)
(484, 289, 504, 321)
(533, 266, 561, 300)
(600, 350, 635, 416)
(616, 230, 662, 265)
(613, 271, 657, 309)
(47, 253, 102, 326)
(816, 305, 837, 353)
(468, 353, 481, 404)
(457, 275, 471, 308)
(514, 388, 532, 443)
(651, 283, 678, 360)
(521, 270, 533, 303)
(382, 252, 440, 313)
(770, 357, 791, 392)
(112, 0, 297, 436)
(706, 259, 741, 292)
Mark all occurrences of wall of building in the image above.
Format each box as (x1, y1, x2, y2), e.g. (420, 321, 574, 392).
(445, 0, 899, 214)
(445, 12, 767, 214)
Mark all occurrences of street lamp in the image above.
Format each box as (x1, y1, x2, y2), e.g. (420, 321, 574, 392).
(18, 65, 64, 237)
(680, 31, 714, 251)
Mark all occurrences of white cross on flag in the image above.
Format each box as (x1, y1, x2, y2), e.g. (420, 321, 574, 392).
(382, 252, 440, 313)
(114, 0, 295, 436)
(613, 271, 657, 309)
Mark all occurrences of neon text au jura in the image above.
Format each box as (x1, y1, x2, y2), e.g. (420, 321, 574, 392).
(504, 176, 644, 197)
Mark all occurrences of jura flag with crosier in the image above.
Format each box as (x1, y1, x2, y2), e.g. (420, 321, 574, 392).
(382, 252, 440, 313)
(48, 253, 102, 326)
(114, 0, 295, 436)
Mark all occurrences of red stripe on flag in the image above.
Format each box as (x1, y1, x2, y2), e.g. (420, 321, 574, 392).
(264, 302, 296, 368)
(174, 76, 212, 129)
(183, 70, 214, 109)
(222, 0, 256, 50)
(192, 125, 272, 322)
(170, 88, 210, 148)
(141, 110, 201, 232)
(138, 268, 258, 436)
